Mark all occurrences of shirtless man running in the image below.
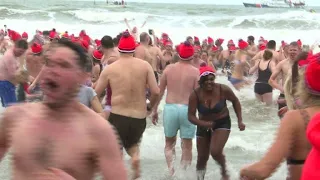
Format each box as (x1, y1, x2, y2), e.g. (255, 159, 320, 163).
(0, 39, 28, 107)
(0, 39, 127, 180)
(268, 41, 300, 116)
(95, 32, 160, 179)
(152, 41, 199, 176)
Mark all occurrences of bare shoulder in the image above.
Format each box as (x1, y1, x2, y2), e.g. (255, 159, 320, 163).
(220, 83, 233, 92)
(281, 110, 303, 128)
(2, 103, 39, 124)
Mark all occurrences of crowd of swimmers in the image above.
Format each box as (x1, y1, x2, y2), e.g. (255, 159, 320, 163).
(0, 23, 319, 180)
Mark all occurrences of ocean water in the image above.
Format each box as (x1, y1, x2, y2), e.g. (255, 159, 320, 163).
(0, 0, 316, 179)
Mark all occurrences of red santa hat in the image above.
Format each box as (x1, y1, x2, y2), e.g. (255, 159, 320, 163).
(178, 41, 194, 61)
(118, 30, 136, 53)
(92, 50, 103, 61)
(31, 43, 42, 54)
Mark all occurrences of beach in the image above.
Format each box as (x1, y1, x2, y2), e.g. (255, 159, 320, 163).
(0, 0, 318, 179)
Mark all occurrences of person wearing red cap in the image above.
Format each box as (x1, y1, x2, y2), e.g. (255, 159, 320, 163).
(24, 43, 44, 102)
(228, 39, 251, 90)
(269, 41, 300, 117)
(215, 38, 224, 51)
(240, 53, 320, 180)
(188, 66, 245, 180)
(161, 40, 174, 68)
(0, 39, 28, 107)
(95, 31, 159, 180)
(0, 39, 127, 180)
(219, 41, 236, 74)
(22, 32, 28, 40)
(152, 41, 199, 176)
(249, 50, 276, 105)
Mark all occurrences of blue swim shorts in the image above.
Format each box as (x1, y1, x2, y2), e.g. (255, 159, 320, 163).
(0, 81, 17, 107)
(163, 104, 196, 139)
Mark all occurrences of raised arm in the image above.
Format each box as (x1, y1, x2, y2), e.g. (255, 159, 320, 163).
(124, 18, 131, 31)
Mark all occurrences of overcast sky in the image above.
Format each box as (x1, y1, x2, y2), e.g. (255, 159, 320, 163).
(92, 0, 318, 6)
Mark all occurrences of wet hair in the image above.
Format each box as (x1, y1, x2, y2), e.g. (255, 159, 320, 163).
(140, 32, 149, 43)
(291, 51, 308, 95)
(248, 36, 254, 42)
(262, 50, 273, 61)
(15, 39, 28, 49)
(53, 39, 90, 72)
(267, 40, 276, 49)
(194, 41, 200, 46)
(101, 35, 114, 49)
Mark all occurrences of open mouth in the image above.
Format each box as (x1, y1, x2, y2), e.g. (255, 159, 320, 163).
(46, 80, 59, 90)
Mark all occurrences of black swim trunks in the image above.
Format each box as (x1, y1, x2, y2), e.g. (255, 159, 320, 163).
(109, 113, 146, 150)
(254, 83, 273, 95)
(196, 116, 231, 138)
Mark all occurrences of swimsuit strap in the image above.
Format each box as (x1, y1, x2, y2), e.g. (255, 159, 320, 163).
(299, 109, 310, 128)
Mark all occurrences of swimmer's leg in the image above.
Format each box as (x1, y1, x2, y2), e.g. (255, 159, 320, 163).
(210, 129, 230, 180)
(165, 137, 177, 176)
(163, 104, 180, 176)
(127, 145, 141, 180)
(196, 136, 210, 180)
(262, 92, 273, 106)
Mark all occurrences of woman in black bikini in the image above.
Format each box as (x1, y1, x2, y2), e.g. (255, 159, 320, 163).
(188, 66, 245, 180)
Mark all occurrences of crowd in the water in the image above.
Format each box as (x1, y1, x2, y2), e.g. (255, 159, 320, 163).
(0, 21, 319, 180)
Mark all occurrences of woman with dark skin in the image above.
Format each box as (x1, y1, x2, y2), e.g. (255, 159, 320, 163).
(188, 66, 246, 180)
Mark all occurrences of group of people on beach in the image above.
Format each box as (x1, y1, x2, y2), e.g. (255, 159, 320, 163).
(0, 22, 319, 180)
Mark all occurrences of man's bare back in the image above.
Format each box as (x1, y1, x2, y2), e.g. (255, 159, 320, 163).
(148, 46, 162, 71)
(164, 62, 199, 105)
(102, 47, 120, 65)
(135, 45, 152, 66)
(0, 103, 126, 180)
(98, 55, 157, 119)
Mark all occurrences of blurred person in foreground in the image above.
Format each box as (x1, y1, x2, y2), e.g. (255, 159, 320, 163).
(0, 39, 127, 180)
(240, 53, 320, 180)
